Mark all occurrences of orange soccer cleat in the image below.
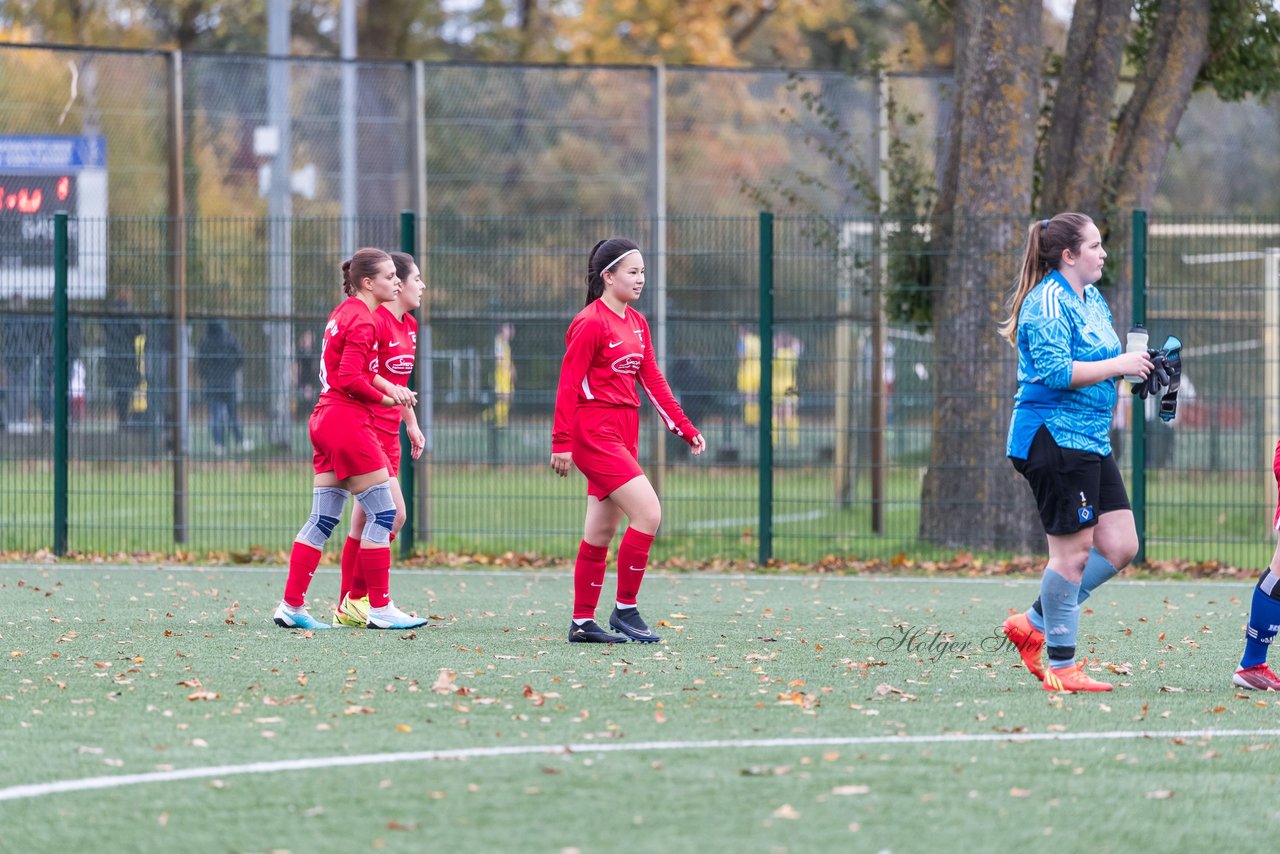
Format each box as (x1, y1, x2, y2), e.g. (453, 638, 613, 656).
(1002, 612, 1046, 680)
(1042, 662, 1113, 693)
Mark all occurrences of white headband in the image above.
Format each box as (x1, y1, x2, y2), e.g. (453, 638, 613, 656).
(602, 248, 639, 273)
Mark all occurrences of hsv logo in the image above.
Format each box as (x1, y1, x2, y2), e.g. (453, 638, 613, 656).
(409, 330, 417, 346)
(611, 353, 642, 374)
(385, 354, 415, 375)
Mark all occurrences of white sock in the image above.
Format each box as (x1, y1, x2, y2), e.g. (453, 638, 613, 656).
(616, 602, 637, 611)
(573, 617, 592, 625)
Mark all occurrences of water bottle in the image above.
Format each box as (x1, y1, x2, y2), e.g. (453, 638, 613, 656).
(1124, 324, 1148, 384)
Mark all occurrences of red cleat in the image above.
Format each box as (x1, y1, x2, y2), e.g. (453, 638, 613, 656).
(1233, 663, 1280, 691)
(1002, 612, 1045, 680)
(1043, 662, 1113, 693)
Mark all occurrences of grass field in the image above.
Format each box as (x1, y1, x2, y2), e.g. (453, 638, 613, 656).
(2, 562, 1278, 852)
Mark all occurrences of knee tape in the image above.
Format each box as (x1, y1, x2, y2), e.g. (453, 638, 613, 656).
(356, 481, 396, 545)
(1260, 569, 1280, 601)
(297, 487, 350, 549)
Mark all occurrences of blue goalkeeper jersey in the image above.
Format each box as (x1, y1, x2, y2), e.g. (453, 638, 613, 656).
(1006, 269, 1120, 458)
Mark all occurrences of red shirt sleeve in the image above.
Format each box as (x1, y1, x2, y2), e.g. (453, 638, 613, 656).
(551, 312, 601, 452)
(635, 315, 698, 443)
(331, 316, 385, 406)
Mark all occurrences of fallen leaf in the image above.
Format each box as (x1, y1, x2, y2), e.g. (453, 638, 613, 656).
(832, 785, 870, 795)
(1145, 790, 1174, 800)
(772, 804, 800, 820)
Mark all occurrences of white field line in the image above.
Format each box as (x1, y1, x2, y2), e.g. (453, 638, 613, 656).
(3, 729, 1278, 803)
(0, 562, 1261, 589)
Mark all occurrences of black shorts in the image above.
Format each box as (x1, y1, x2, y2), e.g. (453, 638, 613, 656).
(1010, 425, 1130, 536)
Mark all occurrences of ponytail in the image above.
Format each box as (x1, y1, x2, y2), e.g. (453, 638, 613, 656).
(998, 212, 1093, 346)
(341, 247, 392, 297)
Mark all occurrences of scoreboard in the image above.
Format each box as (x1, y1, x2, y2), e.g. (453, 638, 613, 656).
(0, 135, 107, 298)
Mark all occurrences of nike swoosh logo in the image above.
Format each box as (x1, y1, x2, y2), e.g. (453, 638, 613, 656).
(589, 582, 603, 587)
(628, 565, 646, 572)
(388, 341, 400, 346)
(608, 341, 623, 348)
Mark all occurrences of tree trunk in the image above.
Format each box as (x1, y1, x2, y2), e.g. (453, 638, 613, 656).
(919, 0, 1044, 551)
(1110, 0, 1211, 213)
(1038, 0, 1130, 216)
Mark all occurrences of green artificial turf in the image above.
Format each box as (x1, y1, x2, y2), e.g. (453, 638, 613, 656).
(2, 564, 1277, 852)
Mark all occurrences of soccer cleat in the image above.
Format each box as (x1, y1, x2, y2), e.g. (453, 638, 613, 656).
(1002, 612, 1045, 680)
(273, 601, 333, 630)
(366, 601, 429, 630)
(568, 619, 628, 644)
(1232, 662, 1280, 691)
(1042, 662, 1113, 693)
(332, 593, 370, 628)
(608, 606, 661, 643)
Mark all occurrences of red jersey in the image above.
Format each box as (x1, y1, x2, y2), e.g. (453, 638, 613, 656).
(315, 296, 384, 413)
(552, 300, 697, 453)
(369, 305, 418, 435)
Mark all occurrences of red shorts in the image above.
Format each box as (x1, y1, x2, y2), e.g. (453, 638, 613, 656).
(572, 405, 643, 500)
(375, 428, 402, 478)
(309, 403, 388, 480)
(1272, 438, 1280, 530)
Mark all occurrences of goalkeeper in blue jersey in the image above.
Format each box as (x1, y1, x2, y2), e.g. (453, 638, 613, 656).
(998, 212, 1154, 693)
(1232, 440, 1280, 690)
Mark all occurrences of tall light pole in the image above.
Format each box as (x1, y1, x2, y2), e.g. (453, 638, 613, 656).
(267, 0, 293, 449)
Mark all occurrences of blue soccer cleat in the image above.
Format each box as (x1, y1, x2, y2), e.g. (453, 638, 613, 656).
(608, 606, 661, 643)
(273, 601, 333, 630)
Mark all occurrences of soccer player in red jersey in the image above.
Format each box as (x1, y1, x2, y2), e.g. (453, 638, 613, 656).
(334, 251, 427, 627)
(273, 248, 428, 631)
(551, 237, 707, 643)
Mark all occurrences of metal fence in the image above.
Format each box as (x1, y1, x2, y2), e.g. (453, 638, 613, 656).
(2, 212, 1279, 568)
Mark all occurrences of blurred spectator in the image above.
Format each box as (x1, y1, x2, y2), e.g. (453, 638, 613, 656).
(492, 322, 515, 428)
(103, 293, 143, 430)
(198, 319, 250, 455)
(294, 327, 319, 417)
(1, 294, 49, 432)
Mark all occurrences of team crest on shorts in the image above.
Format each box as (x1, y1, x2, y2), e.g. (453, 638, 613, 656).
(1078, 491, 1094, 524)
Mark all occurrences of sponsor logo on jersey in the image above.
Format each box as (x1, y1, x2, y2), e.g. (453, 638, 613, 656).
(611, 353, 642, 374)
(385, 354, 415, 375)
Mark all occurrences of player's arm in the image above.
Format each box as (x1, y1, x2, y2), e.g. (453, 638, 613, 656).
(551, 316, 598, 454)
(330, 324, 386, 405)
(636, 323, 701, 449)
(402, 400, 425, 459)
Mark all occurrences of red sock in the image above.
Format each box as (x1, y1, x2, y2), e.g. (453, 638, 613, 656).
(283, 542, 323, 608)
(615, 528, 655, 606)
(361, 546, 391, 608)
(340, 536, 361, 602)
(572, 541, 610, 620)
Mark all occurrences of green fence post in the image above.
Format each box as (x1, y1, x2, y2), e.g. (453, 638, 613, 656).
(53, 211, 69, 556)
(1131, 209, 1147, 564)
(758, 211, 774, 566)
(399, 210, 416, 559)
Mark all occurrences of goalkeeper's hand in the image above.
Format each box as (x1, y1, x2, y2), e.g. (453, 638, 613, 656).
(1129, 351, 1170, 400)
